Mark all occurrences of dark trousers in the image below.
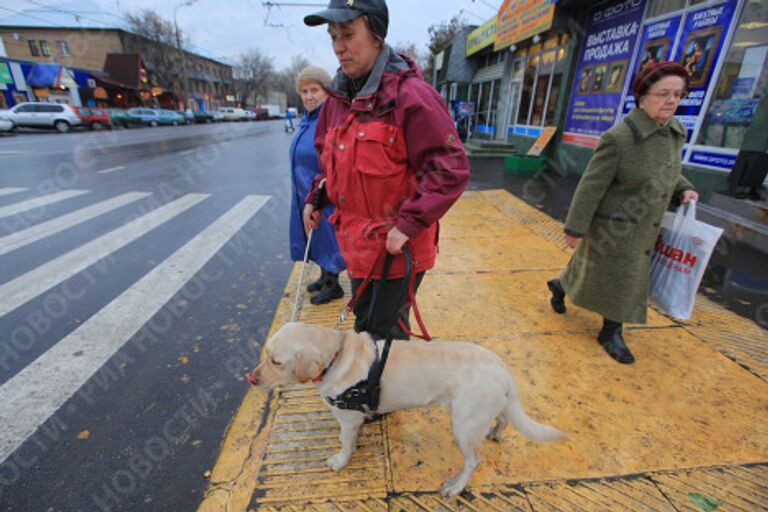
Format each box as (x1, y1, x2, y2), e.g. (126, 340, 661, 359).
(350, 272, 425, 340)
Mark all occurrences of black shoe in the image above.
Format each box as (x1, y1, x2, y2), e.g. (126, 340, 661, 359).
(310, 282, 344, 305)
(306, 275, 325, 293)
(597, 321, 635, 364)
(547, 279, 567, 314)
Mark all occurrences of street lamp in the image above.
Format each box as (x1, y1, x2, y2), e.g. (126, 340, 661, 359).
(174, 0, 197, 111)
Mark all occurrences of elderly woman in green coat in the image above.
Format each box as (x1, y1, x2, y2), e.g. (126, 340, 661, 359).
(547, 62, 699, 364)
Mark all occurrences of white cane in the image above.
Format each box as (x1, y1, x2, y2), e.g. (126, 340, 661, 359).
(291, 228, 314, 322)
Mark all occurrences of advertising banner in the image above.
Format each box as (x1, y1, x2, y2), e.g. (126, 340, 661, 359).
(563, 0, 646, 148)
(621, 15, 682, 115)
(672, 1, 737, 138)
(467, 16, 497, 57)
(0, 63, 12, 85)
(494, 0, 556, 51)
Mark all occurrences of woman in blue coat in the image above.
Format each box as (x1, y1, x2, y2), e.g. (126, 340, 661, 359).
(289, 66, 346, 304)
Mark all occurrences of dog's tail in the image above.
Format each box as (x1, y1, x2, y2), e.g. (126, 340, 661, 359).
(505, 392, 568, 443)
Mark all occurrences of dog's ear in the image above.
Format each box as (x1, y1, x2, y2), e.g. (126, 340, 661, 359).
(294, 349, 323, 383)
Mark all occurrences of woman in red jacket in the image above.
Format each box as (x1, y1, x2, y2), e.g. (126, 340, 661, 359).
(302, 0, 469, 340)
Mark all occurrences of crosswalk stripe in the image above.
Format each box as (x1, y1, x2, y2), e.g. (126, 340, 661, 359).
(97, 166, 126, 174)
(0, 190, 89, 220)
(0, 193, 209, 317)
(0, 192, 152, 257)
(0, 194, 270, 463)
(0, 188, 29, 198)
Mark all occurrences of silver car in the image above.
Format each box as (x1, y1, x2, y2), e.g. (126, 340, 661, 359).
(5, 102, 82, 133)
(0, 111, 13, 133)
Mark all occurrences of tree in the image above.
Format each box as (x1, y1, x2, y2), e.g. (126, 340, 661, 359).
(273, 55, 312, 110)
(392, 41, 427, 73)
(233, 49, 275, 108)
(424, 15, 468, 84)
(125, 9, 187, 95)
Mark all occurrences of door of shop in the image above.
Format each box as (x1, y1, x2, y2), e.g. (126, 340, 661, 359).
(499, 80, 522, 140)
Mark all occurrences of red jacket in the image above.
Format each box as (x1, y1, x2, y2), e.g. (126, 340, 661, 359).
(311, 47, 469, 279)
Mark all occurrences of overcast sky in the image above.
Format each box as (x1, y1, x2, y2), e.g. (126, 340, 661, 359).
(1, 0, 501, 73)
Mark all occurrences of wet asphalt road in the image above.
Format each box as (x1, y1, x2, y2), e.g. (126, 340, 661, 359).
(0, 121, 295, 512)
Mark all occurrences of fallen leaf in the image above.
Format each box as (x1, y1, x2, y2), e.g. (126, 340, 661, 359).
(77, 430, 90, 440)
(178, 355, 189, 365)
(203, 470, 212, 479)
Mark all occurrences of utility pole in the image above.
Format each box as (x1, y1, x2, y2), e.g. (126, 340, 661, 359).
(174, 0, 197, 111)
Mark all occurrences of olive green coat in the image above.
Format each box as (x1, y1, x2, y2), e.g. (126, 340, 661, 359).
(560, 107, 695, 324)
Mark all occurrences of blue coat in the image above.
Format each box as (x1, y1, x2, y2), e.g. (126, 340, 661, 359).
(289, 105, 345, 274)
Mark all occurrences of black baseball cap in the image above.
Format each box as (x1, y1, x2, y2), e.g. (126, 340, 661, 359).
(304, 0, 389, 39)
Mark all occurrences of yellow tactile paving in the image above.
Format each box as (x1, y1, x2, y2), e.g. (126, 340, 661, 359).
(198, 189, 768, 512)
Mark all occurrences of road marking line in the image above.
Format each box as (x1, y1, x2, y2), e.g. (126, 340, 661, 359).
(0, 188, 29, 197)
(0, 190, 89, 220)
(179, 150, 194, 155)
(0, 193, 209, 317)
(97, 166, 126, 174)
(0, 195, 270, 463)
(0, 192, 152, 257)
(0, 151, 24, 155)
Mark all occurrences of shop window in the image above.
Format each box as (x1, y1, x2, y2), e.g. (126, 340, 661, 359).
(696, 0, 768, 149)
(39, 40, 51, 56)
(490, 78, 501, 127)
(531, 51, 555, 125)
(56, 40, 70, 56)
(518, 55, 538, 125)
(28, 40, 40, 57)
(647, 0, 686, 18)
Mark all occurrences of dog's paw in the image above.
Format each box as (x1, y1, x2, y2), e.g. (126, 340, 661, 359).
(326, 453, 349, 471)
(439, 476, 466, 498)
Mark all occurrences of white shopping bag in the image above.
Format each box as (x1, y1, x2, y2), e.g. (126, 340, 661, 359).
(649, 202, 723, 320)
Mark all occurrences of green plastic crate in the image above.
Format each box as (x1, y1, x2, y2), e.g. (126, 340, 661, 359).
(504, 155, 548, 175)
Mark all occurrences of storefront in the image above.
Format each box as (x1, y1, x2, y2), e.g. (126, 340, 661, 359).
(561, 0, 767, 179)
(26, 63, 82, 106)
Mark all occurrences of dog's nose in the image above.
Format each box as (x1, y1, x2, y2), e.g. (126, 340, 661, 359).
(245, 372, 258, 386)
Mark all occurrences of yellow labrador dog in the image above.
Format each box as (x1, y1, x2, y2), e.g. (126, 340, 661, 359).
(246, 322, 566, 497)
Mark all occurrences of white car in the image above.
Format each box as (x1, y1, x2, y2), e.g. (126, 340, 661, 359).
(213, 107, 246, 122)
(5, 102, 82, 132)
(0, 111, 13, 132)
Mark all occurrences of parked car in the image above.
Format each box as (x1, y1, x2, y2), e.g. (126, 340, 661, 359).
(184, 110, 214, 124)
(0, 111, 14, 133)
(157, 109, 185, 126)
(126, 107, 160, 127)
(243, 110, 257, 121)
(4, 102, 82, 133)
(254, 108, 269, 120)
(74, 107, 112, 130)
(213, 107, 246, 121)
(106, 108, 143, 128)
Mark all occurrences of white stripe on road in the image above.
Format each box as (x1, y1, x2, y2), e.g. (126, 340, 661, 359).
(97, 166, 126, 174)
(0, 188, 29, 198)
(0, 192, 152, 257)
(0, 193, 209, 317)
(178, 150, 194, 156)
(0, 190, 89, 220)
(0, 194, 270, 463)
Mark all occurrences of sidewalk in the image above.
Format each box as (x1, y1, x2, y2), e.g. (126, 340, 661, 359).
(198, 189, 768, 512)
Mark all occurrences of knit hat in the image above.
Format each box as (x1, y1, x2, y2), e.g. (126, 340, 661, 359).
(304, 0, 389, 41)
(632, 61, 689, 99)
(296, 66, 333, 93)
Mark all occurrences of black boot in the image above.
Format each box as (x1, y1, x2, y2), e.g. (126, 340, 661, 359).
(547, 279, 567, 314)
(597, 319, 635, 364)
(307, 269, 329, 293)
(310, 273, 344, 305)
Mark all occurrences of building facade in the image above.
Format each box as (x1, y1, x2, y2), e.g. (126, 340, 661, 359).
(434, 0, 767, 195)
(0, 25, 235, 111)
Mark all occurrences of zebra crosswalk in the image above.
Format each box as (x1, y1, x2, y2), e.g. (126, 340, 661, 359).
(0, 187, 271, 463)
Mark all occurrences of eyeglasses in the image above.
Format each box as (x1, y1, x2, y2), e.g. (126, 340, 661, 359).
(646, 90, 688, 100)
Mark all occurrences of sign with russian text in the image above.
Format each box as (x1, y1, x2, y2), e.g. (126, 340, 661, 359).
(494, 0, 556, 51)
(563, 0, 646, 148)
(672, 1, 737, 138)
(527, 126, 557, 156)
(621, 14, 682, 116)
(466, 16, 497, 56)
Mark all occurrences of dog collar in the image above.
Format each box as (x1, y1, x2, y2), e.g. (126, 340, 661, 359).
(312, 352, 339, 383)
